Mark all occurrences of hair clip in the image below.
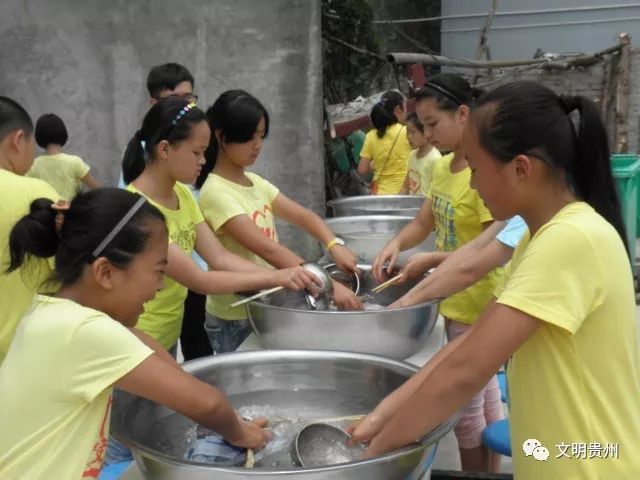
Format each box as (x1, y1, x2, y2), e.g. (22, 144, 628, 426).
(171, 102, 197, 126)
(51, 200, 70, 235)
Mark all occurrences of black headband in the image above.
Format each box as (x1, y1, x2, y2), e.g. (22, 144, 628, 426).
(424, 83, 464, 106)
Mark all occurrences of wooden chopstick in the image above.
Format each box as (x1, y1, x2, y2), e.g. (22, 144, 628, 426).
(371, 274, 402, 294)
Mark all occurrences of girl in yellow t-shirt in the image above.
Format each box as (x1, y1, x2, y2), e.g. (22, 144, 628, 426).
(354, 82, 640, 479)
(372, 74, 504, 473)
(27, 113, 100, 200)
(399, 112, 441, 196)
(198, 90, 362, 353)
(119, 98, 318, 352)
(0, 188, 272, 480)
(358, 90, 412, 195)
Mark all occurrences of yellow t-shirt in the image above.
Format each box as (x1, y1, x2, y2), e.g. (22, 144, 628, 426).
(199, 172, 280, 320)
(427, 153, 500, 324)
(0, 295, 153, 479)
(27, 152, 90, 201)
(0, 169, 59, 363)
(126, 182, 204, 348)
(360, 123, 412, 195)
(495, 202, 640, 480)
(406, 146, 442, 196)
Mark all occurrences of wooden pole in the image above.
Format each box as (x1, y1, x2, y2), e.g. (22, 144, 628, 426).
(472, 0, 499, 85)
(614, 33, 632, 153)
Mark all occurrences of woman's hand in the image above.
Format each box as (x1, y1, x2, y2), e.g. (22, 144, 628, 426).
(272, 266, 321, 293)
(396, 252, 439, 283)
(332, 281, 364, 310)
(372, 239, 401, 283)
(226, 417, 273, 450)
(328, 245, 360, 275)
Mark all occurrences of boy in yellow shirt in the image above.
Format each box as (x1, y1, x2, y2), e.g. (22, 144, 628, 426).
(353, 81, 640, 480)
(0, 96, 59, 363)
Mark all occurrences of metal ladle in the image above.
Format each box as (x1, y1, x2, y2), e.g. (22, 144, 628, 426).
(292, 423, 366, 468)
(230, 262, 334, 308)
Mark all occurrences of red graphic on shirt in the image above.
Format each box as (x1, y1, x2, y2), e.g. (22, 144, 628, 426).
(83, 396, 112, 478)
(251, 205, 277, 241)
(408, 169, 421, 195)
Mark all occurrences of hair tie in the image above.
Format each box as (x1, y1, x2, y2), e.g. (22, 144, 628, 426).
(424, 83, 464, 106)
(92, 196, 147, 258)
(171, 102, 197, 126)
(51, 200, 70, 236)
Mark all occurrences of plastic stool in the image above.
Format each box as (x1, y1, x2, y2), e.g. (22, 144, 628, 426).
(497, 371, 507, 403)
(99, 461, 132, 480)
(482, 418, 512, 457)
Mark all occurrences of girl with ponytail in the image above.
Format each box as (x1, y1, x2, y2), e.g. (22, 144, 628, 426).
(199, 90, 362, 353)
(352, 81, 640, 480)
(372, 73, 504, 473)
(357, 90, 412, 194)
(0, 189, 272, 479)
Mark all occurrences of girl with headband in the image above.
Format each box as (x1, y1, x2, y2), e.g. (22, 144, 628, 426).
(121, 97, 319, 353)
(0, 188, 273, 479)
(354, 81, 640, 479)
(371, 74, 504, 473)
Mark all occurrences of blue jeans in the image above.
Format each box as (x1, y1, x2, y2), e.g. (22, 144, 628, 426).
(104, 344, 178, 466)
(204, 313, 251, 354)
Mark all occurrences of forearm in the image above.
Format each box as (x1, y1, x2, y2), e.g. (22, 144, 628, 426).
(186, 269, 282, 295)
(211, 249, 267, 272)
(396, 220, 432, 251)
(372, 332, 467, 420)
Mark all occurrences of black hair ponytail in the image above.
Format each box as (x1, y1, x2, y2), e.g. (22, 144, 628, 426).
(122, 130, 146, 185)
(560, 94, 628, 253)
(475, 81, 628, 255)
(197, 90, 270, 189)
(121, 97, 206, 185)
(370, 90, 404, 138)
(8, 198, 60, 271)
(8, 189, 165, 285)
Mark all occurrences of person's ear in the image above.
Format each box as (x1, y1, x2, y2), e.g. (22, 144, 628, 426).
(457, 105, 470, 123)
(513, 154, 534, 181)
(157, 140, 171, 161)
(92, 257, 116, 290)
(214, 129, 224, 145)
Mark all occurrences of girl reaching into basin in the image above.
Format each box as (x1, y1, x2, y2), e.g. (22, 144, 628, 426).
(120, 97, 320, 353)
(372, 74, 505, 473)
(0, 188, 273, 479)
(351, 81, 640, 479)
(196, 90, 363, 354)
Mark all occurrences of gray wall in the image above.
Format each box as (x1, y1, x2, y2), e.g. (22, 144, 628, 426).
(0, 0, 323, 257)
(442, 0, 640, 60)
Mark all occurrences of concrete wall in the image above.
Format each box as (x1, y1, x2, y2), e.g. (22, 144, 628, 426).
(0, 0, 324, 257)
(442, 0, 640, 60)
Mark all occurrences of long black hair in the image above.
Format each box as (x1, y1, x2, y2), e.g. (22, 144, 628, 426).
(122, 97, 206, 184)
(415, 74, 482, 111)
(474, 80, 628, 254)
(8, 188, 165, 286)
(370, 90, 404, 138)
(0, 95, 33, 142)
(196, 90, 270, 189)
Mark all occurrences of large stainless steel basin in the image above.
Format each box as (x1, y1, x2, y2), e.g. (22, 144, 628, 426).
(112, 351, 457, 479)
(246, 266, 439, 360)
(327, 195, 425, 217)
(323, 215, 435, 265)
